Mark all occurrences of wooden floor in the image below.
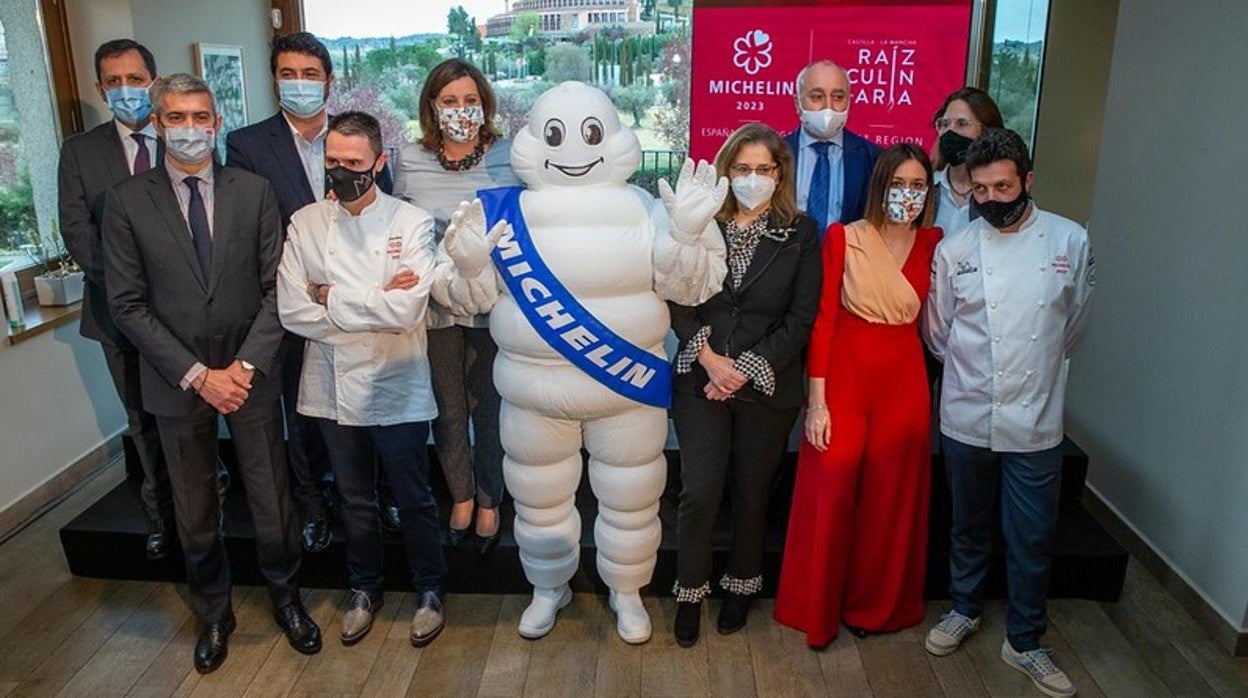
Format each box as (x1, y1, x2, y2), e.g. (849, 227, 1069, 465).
(2, 463, 1247, 698)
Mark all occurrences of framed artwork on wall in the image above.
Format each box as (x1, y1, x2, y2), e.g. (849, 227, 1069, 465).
(193, 43, 247, 159)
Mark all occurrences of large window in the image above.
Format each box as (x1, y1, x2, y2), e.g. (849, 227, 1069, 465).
(302, 0, 692, 193)
(986, 0, 1049, 148)
(0, 19, 37, 262)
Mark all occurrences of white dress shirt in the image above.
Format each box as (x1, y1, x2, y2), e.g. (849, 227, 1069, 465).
(114, 118, 158, 174)
(923, 205, 1095, 452)
(932, 168, 971, 236)
(277, 191, 439, 427)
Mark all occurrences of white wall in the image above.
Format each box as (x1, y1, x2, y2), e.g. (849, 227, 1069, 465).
(1068, 0, 1248, 632)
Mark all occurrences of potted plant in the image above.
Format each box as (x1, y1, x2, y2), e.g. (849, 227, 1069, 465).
(23, 225, 84, 306)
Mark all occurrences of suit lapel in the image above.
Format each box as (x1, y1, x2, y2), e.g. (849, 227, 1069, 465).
(841, 135, 866, 222)
(206, 166, 234, 295)
(145, 168, 208, 290)
(734, 230, 789, 297)
(266, 113, 316, 203)
(99, 123, 132, 183)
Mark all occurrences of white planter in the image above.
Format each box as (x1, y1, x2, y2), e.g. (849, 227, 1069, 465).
(34, 270, 84, 306)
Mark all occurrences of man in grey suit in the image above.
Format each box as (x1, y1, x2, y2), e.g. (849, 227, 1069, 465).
(102, 73, 321, 674)
(57, 39, 174, 559)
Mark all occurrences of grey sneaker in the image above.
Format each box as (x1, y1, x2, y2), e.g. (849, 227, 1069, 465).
(925, 610, 981, 656)
(1001, 639, 1076, 697)
(410, 591, 445, 647)
(340, 590, 382, 645)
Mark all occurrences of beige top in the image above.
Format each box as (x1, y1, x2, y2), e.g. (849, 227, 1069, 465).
(841, 221, 920, 324)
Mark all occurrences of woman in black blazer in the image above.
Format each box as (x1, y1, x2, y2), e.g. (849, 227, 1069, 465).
(668, 122, 822, 647)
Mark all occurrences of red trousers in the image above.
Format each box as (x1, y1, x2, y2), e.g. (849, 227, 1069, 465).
(773, 314, 931, 647)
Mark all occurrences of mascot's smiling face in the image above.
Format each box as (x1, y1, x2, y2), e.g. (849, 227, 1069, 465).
(511, 81, 641, 190)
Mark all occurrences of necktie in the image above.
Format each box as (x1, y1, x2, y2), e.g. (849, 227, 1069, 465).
(184, 177, 212, 275)
(807, 141, 832, 230)
(131, 133, 151, 174)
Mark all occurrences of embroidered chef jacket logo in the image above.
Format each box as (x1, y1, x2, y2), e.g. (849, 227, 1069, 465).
(955, 260, 978, 275)
(1052, 254, 1070, 274)
(386, 236, 403, 260)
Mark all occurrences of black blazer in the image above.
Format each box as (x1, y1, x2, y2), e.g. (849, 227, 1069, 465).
(670, 213, 823, 409)
(102, 164, 284, 418)
(58, 120, 164, 345)
(225, 111, 393, 231)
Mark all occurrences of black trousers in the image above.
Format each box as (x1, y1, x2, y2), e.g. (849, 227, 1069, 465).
(100, 341, 170, 524)
(672, 391, 799, 589)
(156, 397, 301, 623)
(280, 333, 331, 520)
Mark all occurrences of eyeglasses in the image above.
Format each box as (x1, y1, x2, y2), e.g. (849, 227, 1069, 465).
(729, 164, 780, 176)
(935, 117, 979, 131)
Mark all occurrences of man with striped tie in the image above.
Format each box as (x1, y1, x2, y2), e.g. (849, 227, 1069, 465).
(782, 60, 881, 238)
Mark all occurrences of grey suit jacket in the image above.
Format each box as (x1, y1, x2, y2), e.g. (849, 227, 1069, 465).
(102, 163, 284, 418)
(58, 120, 164, 345)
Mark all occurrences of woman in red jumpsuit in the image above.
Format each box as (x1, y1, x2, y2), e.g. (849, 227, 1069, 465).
(774, 144, 943, 648)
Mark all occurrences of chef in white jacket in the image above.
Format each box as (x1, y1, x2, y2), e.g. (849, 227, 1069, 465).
(921, 128, 1093, 698)
(277, 111, 446, 650)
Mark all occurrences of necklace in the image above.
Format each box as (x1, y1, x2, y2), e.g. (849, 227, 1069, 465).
(437, 140, 486, 171)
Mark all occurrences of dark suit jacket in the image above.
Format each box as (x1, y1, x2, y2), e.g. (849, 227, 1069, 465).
(225, 111, 393, 231)
(58, 120, 164, 345)
(670, 213, 823, 409)
(102, 164, 284, 418)
(783, 127, 881, 226)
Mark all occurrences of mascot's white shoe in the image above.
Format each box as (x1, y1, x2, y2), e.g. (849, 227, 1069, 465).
(608, 590, 652, 644)
(518, 584, 573, 639)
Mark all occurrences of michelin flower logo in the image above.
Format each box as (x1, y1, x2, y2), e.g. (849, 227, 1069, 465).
(733, 29, 773, 76)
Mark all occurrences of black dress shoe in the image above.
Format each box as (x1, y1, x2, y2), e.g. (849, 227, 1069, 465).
(145, 521, 169, 560)
(674, 600, 701, 648)
(301, 514, 331, 553)
(194, 614, 236, 674)
(380, 504, 401, 532)
(445, 526, 471, 547)
(476, 530, 500, 555)
(275, 602, 322, 655)
(717, 593, 753, 635)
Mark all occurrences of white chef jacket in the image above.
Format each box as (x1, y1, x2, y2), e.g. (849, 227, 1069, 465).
(923, 205, 1095, 452)
(277, 192, 439, 427)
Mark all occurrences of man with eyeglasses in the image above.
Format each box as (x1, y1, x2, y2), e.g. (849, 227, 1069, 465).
(782, 59, 881, 236)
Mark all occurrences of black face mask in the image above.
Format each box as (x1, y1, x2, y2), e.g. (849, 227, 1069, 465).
(974, 188, 1031, 230)
(939, 129, 974, 167)
(325, 159, 378, 203)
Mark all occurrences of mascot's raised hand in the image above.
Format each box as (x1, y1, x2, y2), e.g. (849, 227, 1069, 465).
(443, 198, 509, 277)
(658, 158, 729, 244)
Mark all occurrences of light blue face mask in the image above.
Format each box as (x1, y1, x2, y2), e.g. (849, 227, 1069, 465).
(105, 85, 153, 124)
(163, 126, 215, 165)
(278, 79, 327, 119)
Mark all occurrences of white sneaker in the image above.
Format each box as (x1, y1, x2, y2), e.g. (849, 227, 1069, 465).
(608, 590, 651, 644)
(517, 585, 572, 639)
(925, 610, 981, 656)
(1001, 639, 1077, 697)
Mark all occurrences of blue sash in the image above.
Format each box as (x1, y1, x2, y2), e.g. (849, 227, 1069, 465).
(479, 186, 671, 409)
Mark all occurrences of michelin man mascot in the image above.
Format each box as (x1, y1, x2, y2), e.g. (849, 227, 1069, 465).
(436, 82, 727, 643)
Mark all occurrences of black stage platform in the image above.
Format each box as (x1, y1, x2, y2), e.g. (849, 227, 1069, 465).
(61, 439, 1126, 601)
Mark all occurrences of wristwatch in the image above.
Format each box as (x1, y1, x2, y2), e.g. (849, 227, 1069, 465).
(239, 360, 255, 372)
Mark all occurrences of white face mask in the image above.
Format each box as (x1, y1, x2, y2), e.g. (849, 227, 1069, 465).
(885, 186, 927, 224)
(731, 173, 776, 211)
(800, 107, 849, 141)
(163, 126, 215, 165)
(438, 105, 485, 143)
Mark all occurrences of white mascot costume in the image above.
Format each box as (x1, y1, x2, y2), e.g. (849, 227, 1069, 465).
(435, 82, 728, 643)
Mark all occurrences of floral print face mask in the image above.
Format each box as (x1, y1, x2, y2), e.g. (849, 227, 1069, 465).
(885, 186, 927, 224)
(438, 105, 485, 144)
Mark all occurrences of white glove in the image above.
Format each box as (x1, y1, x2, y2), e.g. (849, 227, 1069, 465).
(443, 198, 509, 277)
(658, 158, 729, 244)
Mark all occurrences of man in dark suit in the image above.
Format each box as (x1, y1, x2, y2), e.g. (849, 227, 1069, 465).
(103, 73, 320, 674)
(225, 32, 396, 552)
(57, 39, 176, 559)
(783, 60, 881, 235)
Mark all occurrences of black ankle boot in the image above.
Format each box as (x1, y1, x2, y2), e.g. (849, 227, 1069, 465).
(674, 600, 701, 648)
(718, 593, 753, 635)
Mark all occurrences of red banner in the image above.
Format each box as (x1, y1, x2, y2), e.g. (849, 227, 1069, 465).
(688, 2, 973, 161)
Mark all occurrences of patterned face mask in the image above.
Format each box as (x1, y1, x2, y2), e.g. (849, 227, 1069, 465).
(437, 105, 485, 144)
(885, 186, 927, 224)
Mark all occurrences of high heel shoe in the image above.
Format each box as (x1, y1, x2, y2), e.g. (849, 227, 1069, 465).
(445, 526, 471, 547)
(476, 530, 500, 555)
